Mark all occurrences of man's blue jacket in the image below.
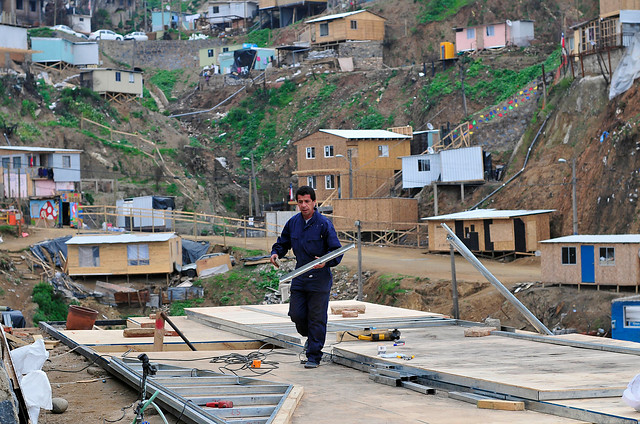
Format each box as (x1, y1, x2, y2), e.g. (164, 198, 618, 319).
(271, 211, 342, 292)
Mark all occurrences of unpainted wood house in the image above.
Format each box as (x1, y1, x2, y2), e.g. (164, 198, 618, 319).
(294, 129, 412, 202)
(305, 9, 385, 45)
(425, 209, 553, 255)
(65, 233, 182, 277)
(540, 235, 640, 289)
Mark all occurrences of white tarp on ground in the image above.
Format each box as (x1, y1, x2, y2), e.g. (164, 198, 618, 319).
(610, 32, 640, 99)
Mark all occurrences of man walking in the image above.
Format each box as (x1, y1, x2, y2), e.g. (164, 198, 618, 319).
(270, 186, 342, 368)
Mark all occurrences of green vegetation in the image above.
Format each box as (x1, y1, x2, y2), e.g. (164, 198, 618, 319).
(149, 70, 183, 101)
(294, 83, 337, 129)
(32, 283, 70, 325)
(417, 0, 476, 23)
(20, 99, 38, 119)
(28, 27, 54, 38)
(356, 106, 391, 129)
(377, 274, 408, 302)
(169, 298, 205, 315)
(36, 79, 55, 105)
(58, 86, 119, 127)
(246, 29, 272, 47)
(17, 123, 41, 142)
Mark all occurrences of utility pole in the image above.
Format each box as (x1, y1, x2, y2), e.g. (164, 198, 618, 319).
(450, 245, 459, 319)
(250, 154, 260, 216)
(571, 157, 577, 235)
(356, 220, 363, 301)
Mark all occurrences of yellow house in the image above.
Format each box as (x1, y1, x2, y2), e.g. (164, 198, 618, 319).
(65, 233, 182, 277)
(305, 9, 386, 45)
(79, 68, 144, 100)
(199, 44, 243, 68)
(294, 129, 412, 202)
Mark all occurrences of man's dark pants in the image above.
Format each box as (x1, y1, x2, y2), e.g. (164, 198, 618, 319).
(288, 289, 330, 364)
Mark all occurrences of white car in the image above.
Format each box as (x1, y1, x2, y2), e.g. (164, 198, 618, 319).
(51, 25, 87, 39)
(88, 29, 123, 41)
(124, 31, 148, 41)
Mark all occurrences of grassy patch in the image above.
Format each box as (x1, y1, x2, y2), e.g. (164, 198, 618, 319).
(149, 70, 183, 101)
(246, 28, 272, 47)
(32, 283, 70, 325)
(417, 0, 476, 23)
(169, 298, 205, 315)
(141, 87, 159, 111)
(17, 123, 41, 142)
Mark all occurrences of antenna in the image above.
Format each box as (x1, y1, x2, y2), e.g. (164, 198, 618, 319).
(427, 123, 434, 130)
(506, 19, 513, 26)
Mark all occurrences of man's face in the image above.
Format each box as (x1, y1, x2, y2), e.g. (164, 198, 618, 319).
(297, 194, 316, 219)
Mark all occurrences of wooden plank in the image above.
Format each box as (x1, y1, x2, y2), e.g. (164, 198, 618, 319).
(271, 386, 304, 424)
(477, 399, 525, 411)
(123, 328, 178, 338)
(4, 333, 28, 347)
(330, 304, 366, 315)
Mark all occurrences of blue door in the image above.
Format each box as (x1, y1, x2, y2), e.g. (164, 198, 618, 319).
(581, 245, 595, 283)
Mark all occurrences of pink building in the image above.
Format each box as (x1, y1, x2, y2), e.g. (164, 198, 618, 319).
(454, 20, 534, 53)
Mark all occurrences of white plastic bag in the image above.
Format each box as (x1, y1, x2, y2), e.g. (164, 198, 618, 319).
(10, 338, 49, 375)
(610, 32, 640, 100)
(20, 370, 52, 424)
(622, 373, 640, 410)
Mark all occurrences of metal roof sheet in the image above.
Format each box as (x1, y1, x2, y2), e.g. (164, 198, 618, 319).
(423, 209, 554, 221)
(319, 129, 412, 139)
(66, 233, 178, 245)
(305, 10, 367, 23)
(540, 234, 640, 244)
(0, 146, 83, 153)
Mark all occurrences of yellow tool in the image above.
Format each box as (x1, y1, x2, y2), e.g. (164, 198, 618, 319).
(356, 329, 401, 342)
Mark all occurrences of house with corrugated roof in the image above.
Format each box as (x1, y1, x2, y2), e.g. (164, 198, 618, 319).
(540, 234, 640, 289)
(424, 209, 553, 255)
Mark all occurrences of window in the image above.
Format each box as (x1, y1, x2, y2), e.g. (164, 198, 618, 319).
(325, 175, 335, 190)
(212, 5, 219, 13)
(467, 28, 475, 39)
(599, 247, 615, 266)
(486, 25, 494, 36)
(207, 49, 214, 57)
(624, 306, 640, 328)
(128, 244, 150, 266)
(222, 47, 229, 52)
(418, 158, 430, 172)
(12, 157, 21, 169)
(320, 23, 329, 37)
(1, 158, 8, 169)
(129, 72, 135, 83)
(561, 247, 576, 265)
(78, 246, 100, 267)
(115, 71, 121, 82)
(378, 145, 389, 157)
(62, 155, 71, 168)
(79, 17, 84, 21)
(324, 145, 334, 157)
(307, 176, 317, 189)
(16, 0, 23, 10)
(29, 0, 35, 12)
(350, 20, 357, 30)
(306, 147, 315, 159)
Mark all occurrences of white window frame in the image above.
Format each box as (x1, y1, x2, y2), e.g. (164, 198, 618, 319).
(325, 175, 335, 190)
(486, 25, 494, 36)
(417, 158, 430, 172)
(561, 246, 576, 265)
(78, 246, 100, 267)
(129, 72, 135, 83)
(378, 145, 389, 157)
(320, 22, 329, 37)
(467, 28, 475, 39)
(306, 147, 316, 159)
(307, 176, 317, 189)
(127, 244, 150, 266)
(599, 246, 615, 266)
(324, 145, 334, 158)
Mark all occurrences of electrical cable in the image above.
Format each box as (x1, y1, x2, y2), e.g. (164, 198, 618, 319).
(102, 401, 136, 424)
(46, 353, 113, 373)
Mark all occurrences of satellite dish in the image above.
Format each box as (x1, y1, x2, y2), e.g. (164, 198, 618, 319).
(506, 19, 513, 26)
(427, 123, 434, 130)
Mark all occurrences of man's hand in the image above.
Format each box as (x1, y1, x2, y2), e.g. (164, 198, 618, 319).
(312, 256, 326, 269)
(270, 254, 280, 268)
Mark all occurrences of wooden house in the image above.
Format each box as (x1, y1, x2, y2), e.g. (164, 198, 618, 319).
(540, 235, 640, 288)
(65, 233, 182, 277)
(31, 37, 99, 69)
(454, 20, 534, 53)
(258, 0, 326, 28)
(293, 129, 412, 202)
(305, 9, 385, 45)
(330, 197, 418, 232)
(79, 68, 144, 101)
(424, 209, 553, 255)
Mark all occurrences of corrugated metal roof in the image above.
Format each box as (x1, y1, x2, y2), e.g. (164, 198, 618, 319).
(305, 10, 366, 23)
(422, 209, 554, 221)
(0, 146, 83, 153)
(66, 233, 178, 245)
(319, 129, 412, 139)
(540, 235, 640, 244)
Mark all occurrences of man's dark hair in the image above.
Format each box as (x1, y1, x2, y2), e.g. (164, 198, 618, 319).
(295, 185, 316, 201)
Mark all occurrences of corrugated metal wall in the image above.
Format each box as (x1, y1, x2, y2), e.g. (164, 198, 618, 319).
(440, 146, 484, 182)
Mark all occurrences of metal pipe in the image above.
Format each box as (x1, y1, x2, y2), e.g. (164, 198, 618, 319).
(279, 243, 355, 284)
(160, 311, 197, 351)
(441, 223, 553, 335)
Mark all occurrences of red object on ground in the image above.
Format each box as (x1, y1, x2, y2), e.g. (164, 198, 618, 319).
(206, 401, 233, 408)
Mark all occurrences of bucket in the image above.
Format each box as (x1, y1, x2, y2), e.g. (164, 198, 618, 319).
(66, 305, 99, 330)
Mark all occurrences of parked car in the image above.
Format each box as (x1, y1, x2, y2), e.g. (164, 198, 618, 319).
(124, 31, 148, 41)
(51, 25, 87, 39)
(88, 29, 123, 41)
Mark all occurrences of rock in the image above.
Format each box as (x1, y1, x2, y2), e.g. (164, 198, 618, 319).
(463, 327, 496, 337)
(52, 398, 68, 414)
(484, 318, 501, 328)
(86, 366, 104, 377)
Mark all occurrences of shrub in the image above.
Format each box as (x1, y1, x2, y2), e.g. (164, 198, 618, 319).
(32, 283, 69, 325)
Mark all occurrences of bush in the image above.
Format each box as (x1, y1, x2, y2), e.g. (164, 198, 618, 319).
(32, 283, 69, 325)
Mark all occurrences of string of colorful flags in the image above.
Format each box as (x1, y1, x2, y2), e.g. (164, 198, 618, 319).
(468, 85, 541, 132)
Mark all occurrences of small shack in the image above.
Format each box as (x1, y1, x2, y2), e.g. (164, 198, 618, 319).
(540, 235, 640, 288)
(79, 68, 144, 101)
(425, 209, 553, 255)
(401, 146, 485, 189)
(330, 198, 418, 233)
(31, 37, 99, 69)
(65, 232, 182, 277)
(454, 20, 534, 53)
(611, 295, 640, 342)
(116, 196, 175, 231)
(199, 43, 242, 68)
(305, 9, 385, 45)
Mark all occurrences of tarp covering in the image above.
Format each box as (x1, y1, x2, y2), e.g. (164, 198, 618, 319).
(151, 196, 175, 210)
(233, 49, 257, 75)
(182, 239, 209, 265)
(30, 236, 71, 267)
(610, 32, 640, 100)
